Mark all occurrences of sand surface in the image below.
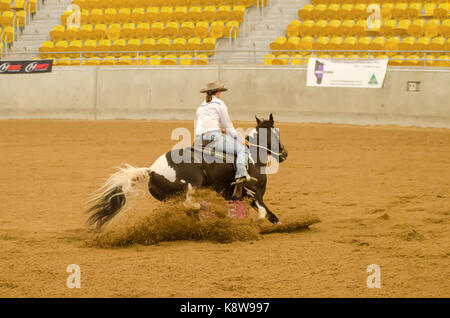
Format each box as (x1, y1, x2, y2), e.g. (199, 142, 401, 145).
(0, 120, 449, 298)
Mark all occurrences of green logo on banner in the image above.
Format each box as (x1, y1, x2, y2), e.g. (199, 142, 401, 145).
(369, 74, 378, 85)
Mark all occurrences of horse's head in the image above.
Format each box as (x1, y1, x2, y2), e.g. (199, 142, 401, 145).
(253, 113, 288, 163)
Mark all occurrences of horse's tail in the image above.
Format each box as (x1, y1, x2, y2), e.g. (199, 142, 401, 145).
(86, 164, 151, 230)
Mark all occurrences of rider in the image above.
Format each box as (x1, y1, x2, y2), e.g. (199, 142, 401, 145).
(194, 81, 251, 188)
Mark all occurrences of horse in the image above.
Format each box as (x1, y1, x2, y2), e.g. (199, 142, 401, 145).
(87, 114, 288, 230)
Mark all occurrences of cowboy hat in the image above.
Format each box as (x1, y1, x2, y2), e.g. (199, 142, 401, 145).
(200, 81, 228, 93)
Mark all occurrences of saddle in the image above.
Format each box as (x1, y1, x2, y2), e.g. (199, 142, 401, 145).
(190, 137, 237, 163)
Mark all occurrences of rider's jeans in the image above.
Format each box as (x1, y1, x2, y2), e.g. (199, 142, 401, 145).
(203, 130, 249, 179)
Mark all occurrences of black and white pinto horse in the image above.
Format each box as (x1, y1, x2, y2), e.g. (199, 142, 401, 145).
(87, 114, 288, 230)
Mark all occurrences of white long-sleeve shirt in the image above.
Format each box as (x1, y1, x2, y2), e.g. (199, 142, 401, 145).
(194, 96, 239, 140)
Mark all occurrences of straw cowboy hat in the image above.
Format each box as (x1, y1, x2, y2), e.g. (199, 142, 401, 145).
(200, 81, 228, 93)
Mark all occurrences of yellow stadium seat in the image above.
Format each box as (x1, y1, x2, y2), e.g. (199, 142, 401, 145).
(392, 3, 408, 19)
(314, 20, 328, 36)
(82, 39, 97, 57)
(93, 24, 107, 40)
(78, 24, 93, 41)
(286, 20, 300, 38)
(84, 0, 98, 10)
(312, 4, 326, 20)
(106, 23, 121, 41)
(439, 19, 450, 37)
(196, 54, 208, 65)
(179, 21, 194, 38)
(376, 54, 389, 61)
(425, 54, 436, 66)
(354, 3, 368, 19)
(161, 54, 177, 65)
(290, 54, 303, 65)
(56, 57, 71, 66)
(396, 19, 411, 36)
(89, 9, 103, 25)
(299, 36, 314, 52)
(425, 19, 440, 37)
(111, 39, 126, 56)
(202, 6, 216, 23)
(357, 36, 372, 50)
(369, 36, 386, 51)
(217, 5, 232, 21)
(341, 19, 355, 36)
(171, 37, 186, 53)
(389, 54, 404, 66)
(68, 40, 83, 58)
(341, 36, 357, 50)
(210, 21, 224, 38)
(270, 36, 286, 52)
(423, 3, 436, 17)
(232, 5, 245, 22)
(60, 10, 72, 25)
(16, 10, 26, 28)
(298, 4, 314, 20)
(414, 36, 430, 51)
(159, 7, 173, 23)
(97, 39, 112, 57)
(131, 8, 146, 23)
(201, 37, 216, 55)
(194, 21, 209, 38)
(54, 40, 68, 58)
(399, 36, 415, 51)
(380, 19, 397, 36)
(263, 54, 275, 65)
(39, 41, 54, 59)
(285, 36, 300, 53)
(435, 55, 450, 67)
(126, 38, 141, 56)
(0, 0, 11, 11)
(434, 3, 449, 19)
(381, 3, 394, 20)
(224, 21, 239, 38)
(339, 4, 354, 19)
(84, 57, 101, 65)
(385, 36, 400, 55)
(272, 54, 289, 65)
(328, 36, 344, 50)
(429, 36, 445, 51)
(174, 6, 187, 22)
(121, 23, 136, 40)
(136, 23, 150, 40)
(325, 19, 341, 35)
(313, 36, 329, 50)
(179, 54, 194, 65)
(50, 25, 65, 42)
(187, 37, 201, 51)
(150, 22, 164, 39)
(146, 7, 160, 23)
(141, 38, 156, 56)
(100, 56, 115, 65)
(148, 55, 162, 65)
(300, 20, 315, 36)
(324, 4, 339, 20)
(318, 54, 332, 59)
(404, 54, 422, 66)
(408, 19, 425, 37)
(354, 19, 367, 36)
(407, 2, 422, 19)
(103, 8, 117, 24)
(188, 6, 202, 22)
(117, 8, 131, 24)
(164, 21, 179, 39)
(65, 25, 79, 41)
(156, 37, 171, 54)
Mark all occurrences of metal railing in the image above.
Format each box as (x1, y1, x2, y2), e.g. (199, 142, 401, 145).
(2, 49, 449, 67)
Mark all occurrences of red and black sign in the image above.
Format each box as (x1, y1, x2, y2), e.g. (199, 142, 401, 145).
(0, 59, 53, 74)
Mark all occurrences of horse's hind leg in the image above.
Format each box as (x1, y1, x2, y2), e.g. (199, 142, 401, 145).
(183, 183, 201, 210)
(251, 193, 280, 224)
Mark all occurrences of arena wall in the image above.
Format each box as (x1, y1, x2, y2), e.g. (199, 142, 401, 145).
(1, 65, 449, 128)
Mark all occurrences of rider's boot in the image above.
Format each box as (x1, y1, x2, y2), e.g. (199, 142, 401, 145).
(231, 174, 252, 200)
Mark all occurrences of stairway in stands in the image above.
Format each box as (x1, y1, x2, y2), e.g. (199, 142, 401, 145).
(220, 0, 308, 63)
(7, 0, 72, 59)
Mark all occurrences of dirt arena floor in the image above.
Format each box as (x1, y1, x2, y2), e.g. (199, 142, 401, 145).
(0, 119, 449, 298)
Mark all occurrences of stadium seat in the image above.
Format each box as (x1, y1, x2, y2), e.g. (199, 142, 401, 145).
(369, 36, 386, 51)
(164, 21, 179, 39)
(407, 2, 422, 19)
(171, 37, 186, 53)
(409, 19, 425, 37)
(65, 25, 79, 41)
(399, 36, 416, 51)
(97, 39, 112, 57)
(385, 36, 400, 55)
(194, 21, 209, 38)
(299, 36, 314, 52)
(224, 21, 239, 38)
(150, 22, 164, 39)
(156, 37, 171, 53)
(429, 36, 445, 51)
(439, 19, 450, 37)
(179, 53, 194, 65)
(160, 7, 174, 23)
(179, 21, 194, 38)
(126, 38, 141, 56)
(187, 37, 201, 51)
(201, 37, 216, 54)
(312, 36, 329, 50)
(136, 23, 150, 40)
(435, 55, 450, 67)
(210, 21, 224, 38)
(425, 19, 440, 37)
(380, 19, 397, 36)
(89, 9, 103, 25)
(341, 36, 357, 50)
(202, 6, 216, 22)
(50, 25, 66, 42)
(141, 38, 156, 56)
(131, 8, 146, 23)
(100, 55, 115, 65)
(93, 24, 107, 40)
(68, 40, 83, 58)
(196, 54, 208, 65)
(357, 36, 372, 50)
(174, 6, 188, 22)
(298, 4, 314, 20)
(285, 36, 300, 53)
(232, 5, 245, 22)
(103, 8, 118, 24)
(392, 3, 408, 19)
(161, 54, 177, 65)
(146, 7, 159, 23)
(286, 20, 300, 38)
(270, 36, 286, 52)
(39, 41, 54, 58)
(106, 23, 121, 40)
(111, 39, 126, 56)
(388, 54, 404, 66)
(217, 5, 231, 21)
(188, 6, 202, 22)
(434, 3, 449, 19)
(300, 20, 315, 36)
(121, 23, 136, 40)
(263, 53, 275, 65)
(328, 36, 344, 50)
(54, 40, 69, 57)
(82, 39, 97, 57)
(272, 54, 289, 65)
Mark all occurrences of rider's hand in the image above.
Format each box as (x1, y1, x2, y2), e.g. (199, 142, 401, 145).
(221, 127, 226, 134)
(243, 139, 249, 147)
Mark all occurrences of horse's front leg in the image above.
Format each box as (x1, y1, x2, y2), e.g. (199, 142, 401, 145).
(251, 192, 280, 224)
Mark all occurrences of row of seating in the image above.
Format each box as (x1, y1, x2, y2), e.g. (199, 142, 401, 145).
(50, 54, 209, 65)
(264, 52, 450, 66)
(309, 0, 448, 4)
(298, 3, 449, 20)
(271, 35, 449, 53)
(69, 0, 263, 10)
(39, 37, 217, 57)
(285, 19, 450, 37)
(51, 21, 240, 41)
(60, 6, 247, 25)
